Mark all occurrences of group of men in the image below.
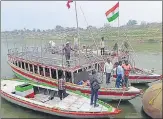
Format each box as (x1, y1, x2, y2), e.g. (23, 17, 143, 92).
(104, 58, 132, 88)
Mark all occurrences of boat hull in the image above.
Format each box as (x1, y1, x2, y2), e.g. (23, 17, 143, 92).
(113, 68, 161, 84)
(9, 63, 141, 101)
(1, 79, 121, 118)
(113, 75, 161, 84)
(1, 91, 114, 118)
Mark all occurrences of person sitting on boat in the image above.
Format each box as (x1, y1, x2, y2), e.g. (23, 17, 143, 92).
(83, 80, 90, 86)
(116, 61, 124, 88)
(122, 60, 132, 88)
(78, 80, 84, 85)
(62, 42, 74, 66)
(104, 58, 113, 84)
(89, 70, 100, 107)
(100, 37, 105, 55)
(58, 74, 66, 100)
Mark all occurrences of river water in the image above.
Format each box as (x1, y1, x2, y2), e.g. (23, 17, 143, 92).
(1, 39, 162, 118)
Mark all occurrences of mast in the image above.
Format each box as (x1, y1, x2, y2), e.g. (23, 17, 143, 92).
(74, 1, 80, 65)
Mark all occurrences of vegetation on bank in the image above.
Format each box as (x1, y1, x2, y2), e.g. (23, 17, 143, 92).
(1, 21, 162, 52)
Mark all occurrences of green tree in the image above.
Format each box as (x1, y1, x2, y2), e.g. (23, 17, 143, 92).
(126, 20, 137, 26)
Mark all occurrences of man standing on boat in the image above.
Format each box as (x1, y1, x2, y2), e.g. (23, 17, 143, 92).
(100, 37, 105, 55)
(58, 74, 66, 100)
(63, 42, 74, 66)
(122, 60, 132, 88)
(116, 61, 124, 88)
(90, 70, 100, 107)
(104, 58, 113, 84)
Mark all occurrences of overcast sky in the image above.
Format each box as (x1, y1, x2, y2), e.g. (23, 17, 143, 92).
(1, 1, 162, 31)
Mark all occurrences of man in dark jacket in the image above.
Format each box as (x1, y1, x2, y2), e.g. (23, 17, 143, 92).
(90, 70, 100, 107)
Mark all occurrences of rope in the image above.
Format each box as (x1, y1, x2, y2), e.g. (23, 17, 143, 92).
(148, 88, 162, 105)
(79, 6, 106, 82)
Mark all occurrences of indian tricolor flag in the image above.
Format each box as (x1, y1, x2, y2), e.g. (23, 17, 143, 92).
(105, 2, 119, 22)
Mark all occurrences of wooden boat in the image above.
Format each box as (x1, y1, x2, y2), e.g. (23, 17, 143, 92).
(7, 47, 143, 101)
(1, 79, 121, 118)
(112, 67, 162, 84)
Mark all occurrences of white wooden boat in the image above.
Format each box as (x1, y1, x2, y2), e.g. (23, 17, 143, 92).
(1, 79, 121, 118)
(7, 47, 142, 101)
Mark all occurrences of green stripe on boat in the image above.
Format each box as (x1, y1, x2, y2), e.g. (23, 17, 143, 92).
(15, 84, 33, 92)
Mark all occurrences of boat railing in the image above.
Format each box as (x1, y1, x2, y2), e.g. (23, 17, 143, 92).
(8, 46, 104, 68)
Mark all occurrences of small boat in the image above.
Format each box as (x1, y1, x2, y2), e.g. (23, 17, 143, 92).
(1, 79, 121, 118)
(112, 67, 162, 84)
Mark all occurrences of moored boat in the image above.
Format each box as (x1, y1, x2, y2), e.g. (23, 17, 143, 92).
(7, 47, 142, 101)
(112, 67, 162, 84)
(1, 79, 121, 118)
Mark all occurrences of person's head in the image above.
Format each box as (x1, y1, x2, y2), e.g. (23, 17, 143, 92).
(101, 37, 104, 41)
(118, 61, 122, 66)
(66, 42, 70, 46)
(125, 60, 128, 65)
(107, 58, 110, 63)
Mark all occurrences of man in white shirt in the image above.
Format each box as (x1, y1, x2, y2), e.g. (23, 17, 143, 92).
(104, 59, 113, 84)
(100, 37, 105, 55)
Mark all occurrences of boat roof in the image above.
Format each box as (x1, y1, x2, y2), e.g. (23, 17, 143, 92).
(8, 47, 107, 72)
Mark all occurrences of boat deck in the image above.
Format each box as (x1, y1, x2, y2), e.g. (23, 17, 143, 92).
(1, 80, 112, 112)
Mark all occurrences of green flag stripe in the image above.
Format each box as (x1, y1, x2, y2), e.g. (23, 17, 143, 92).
(107, 12, 119, 22)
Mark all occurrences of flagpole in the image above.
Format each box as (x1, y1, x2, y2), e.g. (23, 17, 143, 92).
(117, 1, 120, 57)
(74, 1, 80, 65)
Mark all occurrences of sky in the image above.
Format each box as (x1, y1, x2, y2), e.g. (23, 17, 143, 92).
(1, 1, 162, 31)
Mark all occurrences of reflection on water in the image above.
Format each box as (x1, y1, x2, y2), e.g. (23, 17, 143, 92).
(1, 39, 162, 118)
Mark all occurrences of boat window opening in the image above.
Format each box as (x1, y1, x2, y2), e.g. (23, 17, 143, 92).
(45, 68, 50, 77)
(18, 61, 21, 68)
(22, 62, 25, 69)
(12, 60, 15, 64)
(34, 65, 38, 74)
(25, 63, 29, 71)
(95, 63, 97, 70)
(58, 70, 63, 79)
(15, 61, 18, 66)
(78, 69, 82, 72)
(88, 66, 91, 69)
(98, 64, 100, 72)
(29, 64, 33, 72)
(51, 69, 57, 79)
(39, 66, 44, 76)
(65, 71, 72, 83)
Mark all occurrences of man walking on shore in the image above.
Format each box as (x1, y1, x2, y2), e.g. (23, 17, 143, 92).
(104, 59, 113, 84)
